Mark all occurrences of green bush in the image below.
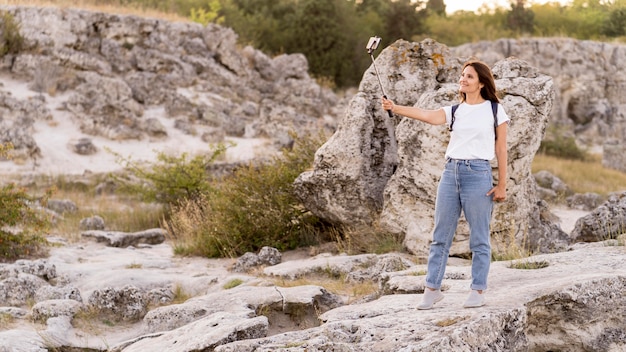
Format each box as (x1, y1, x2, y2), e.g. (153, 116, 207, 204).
(0, 183, 51, 262)
(538, 134, 589, 161)
(0, 143, 51, 262)
(164, 132, 328, 258)
(109, 143, 230, 209)
(0, 10, 24, 57)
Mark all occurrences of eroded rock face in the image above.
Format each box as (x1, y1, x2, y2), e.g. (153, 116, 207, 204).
(526, 277, 626, 352)
(0, 5, 341, 166)
(87, 285, 148, 322)
(570, 191, 626, 242)
(294, 39, 562, 256)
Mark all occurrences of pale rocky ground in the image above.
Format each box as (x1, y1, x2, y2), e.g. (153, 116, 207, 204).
(3, 216, 624, 351)
(0, 73, 275, 177)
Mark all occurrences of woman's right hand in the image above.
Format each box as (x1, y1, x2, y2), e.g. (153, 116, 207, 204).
(381, 97, 394, 112)
(381, 97, 394, 113)
(381, 97, 395, 112)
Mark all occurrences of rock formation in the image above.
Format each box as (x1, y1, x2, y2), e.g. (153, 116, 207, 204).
(0, 5, 342, 172)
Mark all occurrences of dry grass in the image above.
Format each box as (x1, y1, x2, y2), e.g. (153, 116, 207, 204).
(0, 0, 189, 22)
(53, 196, 163, 242)
(44, 182, 164, 242)
(331, 222, 406, 255)
(271, 274, 379, 304)
(532, 153, 626, 195)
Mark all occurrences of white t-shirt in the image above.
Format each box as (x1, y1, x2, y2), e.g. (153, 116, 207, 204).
(443, 101, 510, 161)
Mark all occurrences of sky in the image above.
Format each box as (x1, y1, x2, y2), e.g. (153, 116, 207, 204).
(445, 0, 571, 14)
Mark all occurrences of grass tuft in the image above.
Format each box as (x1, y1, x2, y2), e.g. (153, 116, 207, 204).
(508, 260, 550, 270)
(223, 278, 244, 290)
(330, 222, 406, 255)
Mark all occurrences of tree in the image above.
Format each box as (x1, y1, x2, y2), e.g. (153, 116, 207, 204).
(603, 6, 626, 36)
(507, 0, 534, 34)
(287, 0, 356, 86)
(427, 0, 446, 16)
(386, 0, 428, 42)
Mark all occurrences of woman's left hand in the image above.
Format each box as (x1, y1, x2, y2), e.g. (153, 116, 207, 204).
(487, 185, 506, 202)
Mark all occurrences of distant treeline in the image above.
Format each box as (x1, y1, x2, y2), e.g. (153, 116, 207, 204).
(94, 0, 626, 88)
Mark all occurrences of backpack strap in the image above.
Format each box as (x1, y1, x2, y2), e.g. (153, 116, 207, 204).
(449, 101, 499, 140)
(449, 104, 459, 132)
(491, 101, 499, 140)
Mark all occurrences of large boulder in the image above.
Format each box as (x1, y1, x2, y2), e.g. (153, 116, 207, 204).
(294, 39, 564, 256)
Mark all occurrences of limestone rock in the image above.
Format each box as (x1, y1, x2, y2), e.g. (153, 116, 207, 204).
(603, 138, 626, 172)
(87, 285, 148, 322)
(31, 299, 83, 323)
(46, 199, 78, 214)
(113, 313, 269, 352)
(79, 215, 105, 230)
(570, 191, 626, 242)
(81, 228, 166, 247)
(232, 246, 282, 272)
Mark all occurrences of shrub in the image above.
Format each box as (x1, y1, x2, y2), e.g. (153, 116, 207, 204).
(109, 143, 230, 210)
(0, 183, 52, 262)
(164, 132, 328, 258)
(0, 10, 24, 57)
(538, 132, 589, 160)
(0, 143, 51, 262)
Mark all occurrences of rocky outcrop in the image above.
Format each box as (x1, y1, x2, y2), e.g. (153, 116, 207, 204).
(0, 5, 342, 171)
(570, 191, 626, 242)
(294, 39, 564, 256)
(81, 228, 167, 247)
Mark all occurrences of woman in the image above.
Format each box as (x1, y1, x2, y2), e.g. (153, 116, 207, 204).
(381, 60, 509, 309)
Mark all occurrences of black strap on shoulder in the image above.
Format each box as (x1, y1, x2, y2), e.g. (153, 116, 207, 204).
(449, 101, 499, 140)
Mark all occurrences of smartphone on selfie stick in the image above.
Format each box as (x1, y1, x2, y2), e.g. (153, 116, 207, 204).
(366, 36, 393, 118)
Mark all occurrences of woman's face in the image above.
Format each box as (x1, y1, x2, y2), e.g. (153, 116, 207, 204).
(459, 65, 484, 96)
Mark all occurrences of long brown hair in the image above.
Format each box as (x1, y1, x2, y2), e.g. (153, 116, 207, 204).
(459, 60, 499, 103)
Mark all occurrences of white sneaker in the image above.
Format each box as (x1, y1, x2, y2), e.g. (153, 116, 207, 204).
(463, 290, 485, 308)
(417, 289, 444, 310)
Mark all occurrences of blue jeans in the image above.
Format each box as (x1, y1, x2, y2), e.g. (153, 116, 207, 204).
(425, 159, 494, 291)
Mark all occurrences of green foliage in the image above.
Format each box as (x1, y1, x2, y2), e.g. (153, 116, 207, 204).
(189, 0, 222, 25)
(421, 10, 507, 46)
(385, 0, 428, 42)
(223, 278, 243, 289)
(507, 0, 534, 35)
(0, 10, 24, 57)
(110, 143, 230, 208)
(0, 143, 50, 262)
(0, 184, 51, 262)
(538, 133, 589, 161)
(165, 132, 328, 258)
(426, 0, 446, 16)
(603, 6, 626, 36)
(285, 0, 356, 87)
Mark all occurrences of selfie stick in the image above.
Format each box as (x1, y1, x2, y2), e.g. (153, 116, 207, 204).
(366, 36, 393, 118)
